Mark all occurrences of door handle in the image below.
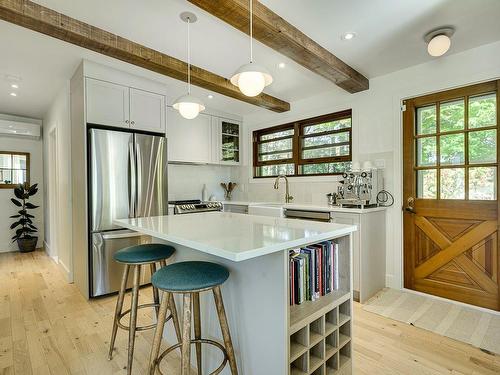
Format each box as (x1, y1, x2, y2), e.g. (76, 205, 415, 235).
(405, 197, 416, 214)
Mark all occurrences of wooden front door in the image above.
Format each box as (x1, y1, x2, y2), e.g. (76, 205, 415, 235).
(403, 80, 500, 311)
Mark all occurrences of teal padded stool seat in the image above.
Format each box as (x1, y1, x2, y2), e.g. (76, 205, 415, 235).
(148, 261, 238, 375)
(114, 243, 176, 264)
(151, 261, 229, 292)
(108, 244, 181, 375)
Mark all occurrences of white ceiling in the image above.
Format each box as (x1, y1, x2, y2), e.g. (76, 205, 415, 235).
(0, 0, 499, 120)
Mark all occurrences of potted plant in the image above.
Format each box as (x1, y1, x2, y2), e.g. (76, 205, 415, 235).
(10, 182, 39, 252)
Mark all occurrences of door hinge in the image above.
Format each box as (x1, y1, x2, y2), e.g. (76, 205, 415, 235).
(401, 104, 407, 112)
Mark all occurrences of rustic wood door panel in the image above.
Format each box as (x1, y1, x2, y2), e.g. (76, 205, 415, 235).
(403, 80, 500, 311)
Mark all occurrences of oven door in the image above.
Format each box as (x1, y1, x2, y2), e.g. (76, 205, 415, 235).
(284, 209, 332, 222)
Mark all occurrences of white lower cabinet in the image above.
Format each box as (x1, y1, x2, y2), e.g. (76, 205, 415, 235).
(331, 210, 386, 303)
(167, 107, 212, 163)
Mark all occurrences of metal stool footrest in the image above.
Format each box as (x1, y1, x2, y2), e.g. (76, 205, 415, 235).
(117, 302, 173, 332)
(154, 338, 229, 375)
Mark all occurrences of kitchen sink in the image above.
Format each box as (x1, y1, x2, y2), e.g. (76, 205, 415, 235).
(248, 203, 285, 217)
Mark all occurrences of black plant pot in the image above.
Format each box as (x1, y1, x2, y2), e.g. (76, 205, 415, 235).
(17, 237, 38, 253)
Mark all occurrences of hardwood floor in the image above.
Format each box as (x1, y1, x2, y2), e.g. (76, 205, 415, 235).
(0, 249, 499, 375)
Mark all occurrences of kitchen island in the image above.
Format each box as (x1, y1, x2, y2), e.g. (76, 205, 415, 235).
(115, 212, 357, 375)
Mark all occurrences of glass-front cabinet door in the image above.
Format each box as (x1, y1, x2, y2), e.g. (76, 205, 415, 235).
(212, 117, 241, 165)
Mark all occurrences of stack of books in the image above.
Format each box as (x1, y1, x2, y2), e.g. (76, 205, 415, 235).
(289, 240, 339, 306)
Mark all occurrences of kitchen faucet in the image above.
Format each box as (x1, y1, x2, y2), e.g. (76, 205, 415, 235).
(274, 174, 294, 203)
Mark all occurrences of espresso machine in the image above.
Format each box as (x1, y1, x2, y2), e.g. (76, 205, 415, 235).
(337, 168, 382, 208)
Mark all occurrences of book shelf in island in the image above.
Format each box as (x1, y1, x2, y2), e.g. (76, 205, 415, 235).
(288, 234, 352, 375)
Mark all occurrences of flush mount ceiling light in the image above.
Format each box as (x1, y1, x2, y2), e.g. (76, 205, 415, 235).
(11, 83, 19, 89)
(341, 32, 356, 41)
(424, 27, 455, 57)
(10, 92, 17, 97)
(230, 0, 273, 97)
(173, 12, 205, 120)
(208, 94, 214, 99)
(278, 62, 286, 69)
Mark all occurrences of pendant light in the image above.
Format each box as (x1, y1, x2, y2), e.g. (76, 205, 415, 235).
(230, 0, 272, 97)
(173, 12, 205, 120)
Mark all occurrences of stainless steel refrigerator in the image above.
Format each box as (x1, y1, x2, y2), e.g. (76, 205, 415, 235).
(89, 128, 168, 297)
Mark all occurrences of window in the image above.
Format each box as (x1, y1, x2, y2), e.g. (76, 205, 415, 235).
(413, 85, 497, 200)
(253, 110, 352, 177)
(0, 152, 30, 188)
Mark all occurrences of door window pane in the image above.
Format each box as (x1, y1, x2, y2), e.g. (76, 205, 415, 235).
(440, 168, 465, 199)
(440, 99, 464, 132)
(417, 137, 437, 166)
(417, 169, 437, 199)
(469, 167, 496, 200)
(468, 129, 496, 164)
(440, 133, 464, 165)
(469, 93, 497, 129)
(417, 105, 436, 135)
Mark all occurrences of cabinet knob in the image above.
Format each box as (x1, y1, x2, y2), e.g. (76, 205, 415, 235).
(125, 120, 129, 124)
(131, 121, 135, 125)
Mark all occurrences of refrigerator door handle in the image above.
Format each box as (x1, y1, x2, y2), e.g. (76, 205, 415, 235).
(128, 140, 136, 218)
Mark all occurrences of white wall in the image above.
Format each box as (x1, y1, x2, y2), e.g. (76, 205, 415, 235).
(240, 40, 500, 290)
(168, 163, 237, 201)
(0, 118, 44, 252)
(43, 82, 73, 280)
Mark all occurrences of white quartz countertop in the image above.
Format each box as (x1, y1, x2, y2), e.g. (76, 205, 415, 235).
(222, 201, 387, 214)
(114, 212, 357, 262)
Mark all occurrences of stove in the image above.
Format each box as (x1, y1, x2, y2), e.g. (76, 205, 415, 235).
(169, 199, 223, 215)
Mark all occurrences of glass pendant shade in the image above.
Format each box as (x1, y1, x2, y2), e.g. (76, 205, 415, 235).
(173, 94, 206, 120)
(230, 62, 273, 97)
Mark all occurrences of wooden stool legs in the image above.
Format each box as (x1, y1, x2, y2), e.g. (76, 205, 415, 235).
(193, 293, 202, 375)
(148, 291, 171, 375)
(108, 264, 130, 360)
(213, 286, 238, 375)
(109, 262, 181, 375)
(148, 288, 238, 375)
(127, 265, 141, 375)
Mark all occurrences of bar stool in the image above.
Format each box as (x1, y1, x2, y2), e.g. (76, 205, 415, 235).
(148, 261, 238, 375)
(108, 243, 181, 375)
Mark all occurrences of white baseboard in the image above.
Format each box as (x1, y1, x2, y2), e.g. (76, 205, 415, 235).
(43, 240, 58, 262)
(58, 260, 72, 282)
(385, 273, 395, 288)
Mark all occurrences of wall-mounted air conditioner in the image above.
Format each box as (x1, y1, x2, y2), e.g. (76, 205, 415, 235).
(0, 118, 41, 138)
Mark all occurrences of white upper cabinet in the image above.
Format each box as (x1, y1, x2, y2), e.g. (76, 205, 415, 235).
(86, 78, 130, 128)
(85, 78, 166, 133)
(129, 88, 165, 133)
(167, 107, 212, 163)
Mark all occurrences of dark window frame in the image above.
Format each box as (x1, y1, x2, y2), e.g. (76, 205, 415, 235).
(253, 109, 352, 178)
(0, 151, 30, 189)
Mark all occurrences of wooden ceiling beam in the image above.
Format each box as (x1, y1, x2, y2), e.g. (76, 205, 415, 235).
(0, 0, 290, 113)
(188, 0, 369, 93)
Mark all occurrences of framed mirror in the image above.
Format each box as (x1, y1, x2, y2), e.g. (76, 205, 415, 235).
(0, 151, 30, 188)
